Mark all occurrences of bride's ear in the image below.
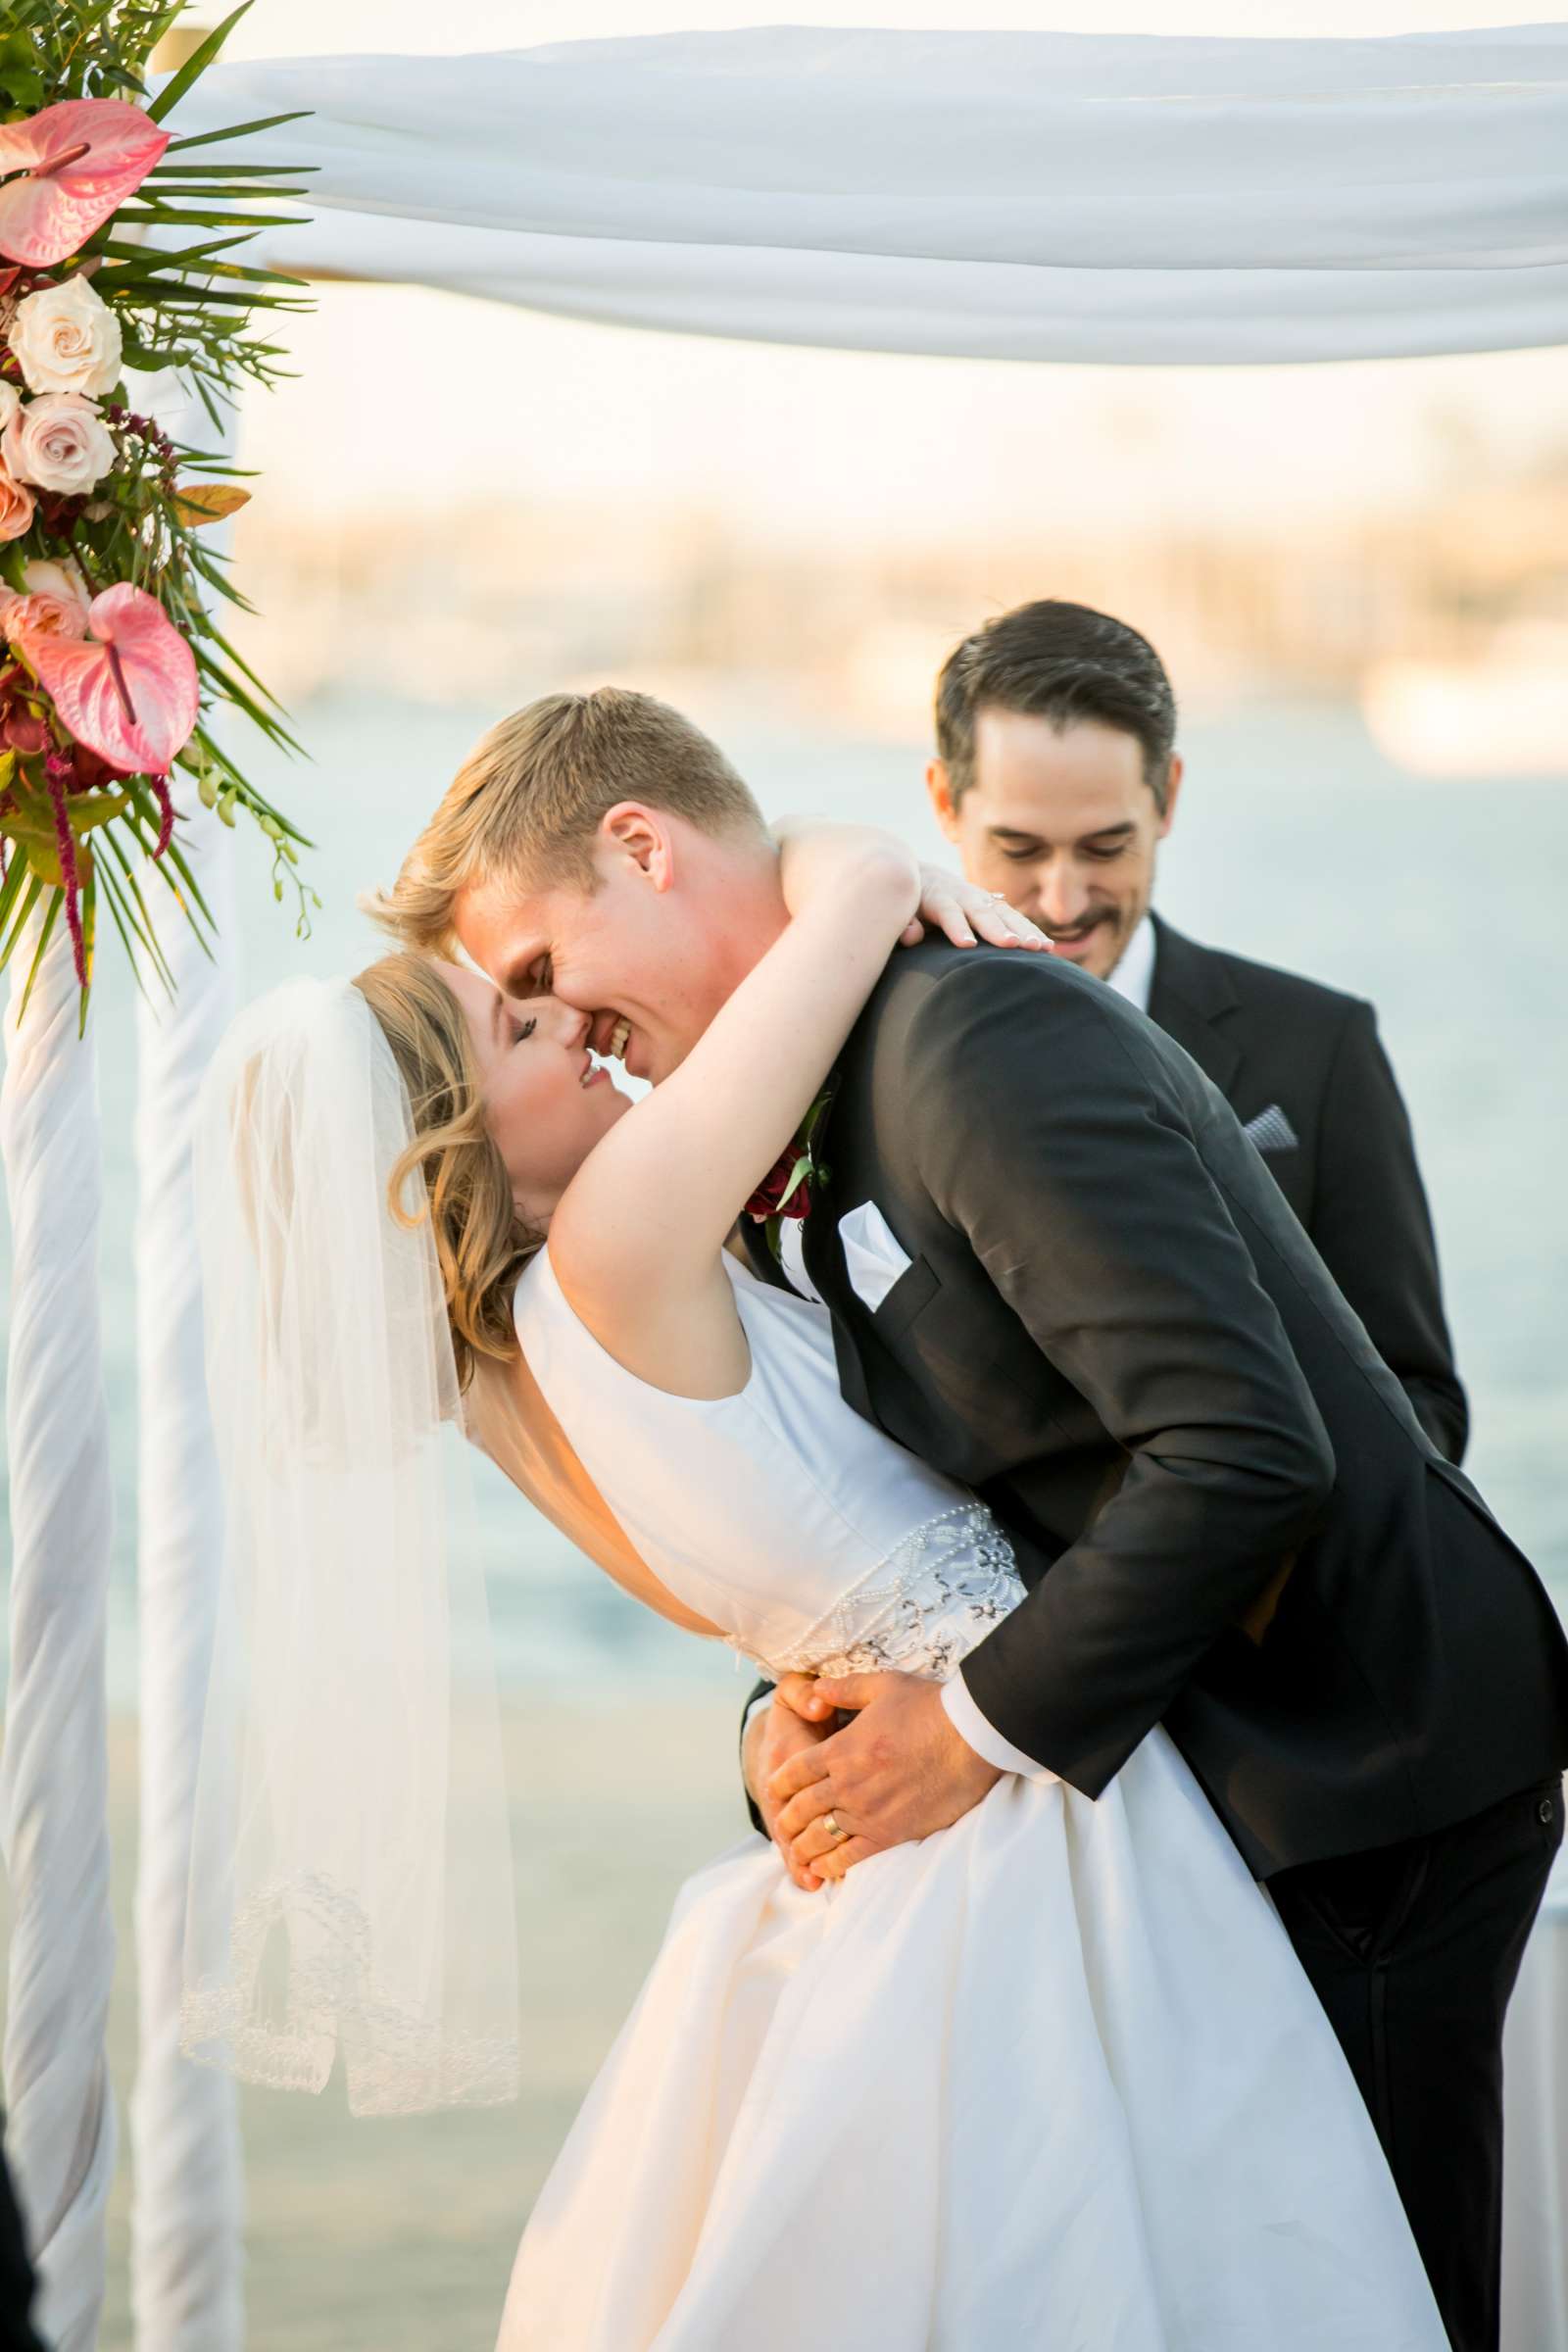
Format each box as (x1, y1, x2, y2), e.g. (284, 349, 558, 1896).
(600, 802, 674, 893)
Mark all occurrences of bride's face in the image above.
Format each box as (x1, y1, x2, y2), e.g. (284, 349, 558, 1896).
(440, 961, 631, 1227)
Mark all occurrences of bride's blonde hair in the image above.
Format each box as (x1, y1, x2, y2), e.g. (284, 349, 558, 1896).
(352, 952, 538, 1386)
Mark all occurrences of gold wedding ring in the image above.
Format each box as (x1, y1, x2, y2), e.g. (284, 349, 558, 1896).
(824, 1813, 847, 1840)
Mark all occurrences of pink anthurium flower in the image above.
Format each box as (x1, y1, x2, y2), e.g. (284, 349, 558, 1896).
(15, 582, 198, 773)
(0, 100, 171, 269)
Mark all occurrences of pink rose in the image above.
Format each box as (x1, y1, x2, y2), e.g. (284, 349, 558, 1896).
(0, 459, 33, 541)
(0, 557, 90, 643)
(3, 390, 115, 497)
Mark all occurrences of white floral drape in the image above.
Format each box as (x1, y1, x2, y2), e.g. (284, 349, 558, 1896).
(178, 23, 1568, 364)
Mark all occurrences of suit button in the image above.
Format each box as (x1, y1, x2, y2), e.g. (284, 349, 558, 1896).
(1540, 1797, 1556, 1826)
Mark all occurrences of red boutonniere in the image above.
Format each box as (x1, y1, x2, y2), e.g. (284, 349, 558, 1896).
(744, 1089, 832, 1234)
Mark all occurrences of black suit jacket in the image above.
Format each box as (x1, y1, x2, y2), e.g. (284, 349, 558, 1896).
(745, 941, 1568, 1878)
(1147, 916, 1466, 1461)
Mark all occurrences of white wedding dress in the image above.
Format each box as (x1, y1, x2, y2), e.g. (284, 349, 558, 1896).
(496, 1248, 1446, 2351)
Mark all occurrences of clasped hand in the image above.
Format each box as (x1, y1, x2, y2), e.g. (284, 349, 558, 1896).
(754, 1671, 1002, 1888)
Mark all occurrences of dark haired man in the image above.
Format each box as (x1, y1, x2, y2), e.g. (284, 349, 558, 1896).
(926, 597, 1467, 1462)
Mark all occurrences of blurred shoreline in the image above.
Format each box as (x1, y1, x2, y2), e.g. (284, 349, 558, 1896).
(228, 459, 1568, 774)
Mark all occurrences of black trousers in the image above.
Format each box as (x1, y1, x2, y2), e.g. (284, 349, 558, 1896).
(1270, 1774, 1564, 2352)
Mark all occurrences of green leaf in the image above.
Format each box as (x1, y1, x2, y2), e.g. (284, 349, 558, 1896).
(67, 794, 132, 839)
(17, 888, 62, 1024)
(100, 230, 258, 270)
(0, 542, 29, 595)
(118, 204, 310, 230)
(117, 281, 302, 309)
(139, 179, 316, 204)
(0, 840, 33, 943)
(0, 873, 42, 972)
(76, 870, 97, 1032)
(99, 829, 178, 994)
(166, 109, 312, 154)
(146, 1, 253, 123)
(149, 161, 314, 179)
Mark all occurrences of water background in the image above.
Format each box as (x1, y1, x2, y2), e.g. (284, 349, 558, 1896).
(2, 690, 1565, 1690)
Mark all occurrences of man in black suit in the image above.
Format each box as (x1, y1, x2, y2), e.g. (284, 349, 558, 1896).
(427, 683, 1568, 2352)
(751, 930, 1566, 2352)
(921, 597, 1467, 1461)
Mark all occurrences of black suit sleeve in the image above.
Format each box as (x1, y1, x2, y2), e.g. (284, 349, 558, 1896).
(1309, 1002, 1467, 1464)
(741, 1675, 773, 1838)
(907, 959, 1336, 1795)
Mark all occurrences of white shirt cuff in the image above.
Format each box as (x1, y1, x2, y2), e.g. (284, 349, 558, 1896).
(942, 1672, 1059, 1786)
(742, 1690, 774, 1802)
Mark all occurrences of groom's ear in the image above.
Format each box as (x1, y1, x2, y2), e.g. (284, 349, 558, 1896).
(600, 802, 675, 893)
(926, 760, 961, 845)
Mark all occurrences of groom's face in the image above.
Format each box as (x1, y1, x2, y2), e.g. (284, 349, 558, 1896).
(454, 811, 757, 1086)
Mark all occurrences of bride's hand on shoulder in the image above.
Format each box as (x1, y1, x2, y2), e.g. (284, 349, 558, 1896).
(902, 864, 1052, 954)
(772, 818, 1049, 954)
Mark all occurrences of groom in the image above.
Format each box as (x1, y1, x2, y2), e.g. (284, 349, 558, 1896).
(386, 688, 1568, 2351)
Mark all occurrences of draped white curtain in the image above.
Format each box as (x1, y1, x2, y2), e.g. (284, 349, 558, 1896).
(131, 794, 243, 2352)
(179, 23, 1568, 364)
(128, 390, 244, 2352)
(2, 926, 117, 2352)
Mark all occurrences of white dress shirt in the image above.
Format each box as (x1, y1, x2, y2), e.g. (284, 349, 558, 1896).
(1105, 909, 1155, 1014)
(750, 916, 1160, 1797)
(777, 1214, 826, 1305)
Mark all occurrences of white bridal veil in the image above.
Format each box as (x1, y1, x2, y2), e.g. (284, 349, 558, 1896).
(181, 978, 518, 2116)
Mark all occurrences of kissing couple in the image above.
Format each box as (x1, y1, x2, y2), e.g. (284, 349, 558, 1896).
(187, 683, 1568, 2351)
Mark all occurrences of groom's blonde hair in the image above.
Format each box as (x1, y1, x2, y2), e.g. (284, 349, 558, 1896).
(371, 688, 764, 954)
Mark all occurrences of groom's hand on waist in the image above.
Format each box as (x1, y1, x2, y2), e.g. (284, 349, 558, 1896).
(770, 1674, 1003, 1881)
(746, 1675, 841, 1891)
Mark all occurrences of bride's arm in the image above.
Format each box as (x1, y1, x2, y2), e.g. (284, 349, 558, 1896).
(551, 825, 1037, 1332)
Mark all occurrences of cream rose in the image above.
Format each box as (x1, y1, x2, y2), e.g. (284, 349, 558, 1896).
(3, 392, 116, 498)
(10, 276, 122, 400)
(0, 460, 34, 543)
(0, 556, 91, 641)
(0, 382, 19, 434)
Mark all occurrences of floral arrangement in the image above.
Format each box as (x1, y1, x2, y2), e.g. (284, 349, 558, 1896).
(0, 1, 312, 1027)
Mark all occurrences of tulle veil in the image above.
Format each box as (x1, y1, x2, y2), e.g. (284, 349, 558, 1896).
(181, 975, 518, 2116)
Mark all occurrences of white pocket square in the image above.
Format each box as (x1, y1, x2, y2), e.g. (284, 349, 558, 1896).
(838, 1200, 913, 1314)
(1243, 1103, 1299, 1154)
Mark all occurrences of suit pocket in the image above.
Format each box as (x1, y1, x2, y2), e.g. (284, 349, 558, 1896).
(870, 1252, 940, 1343)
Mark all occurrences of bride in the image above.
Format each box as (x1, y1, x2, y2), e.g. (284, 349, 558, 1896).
(189, 819, 1446, 2349)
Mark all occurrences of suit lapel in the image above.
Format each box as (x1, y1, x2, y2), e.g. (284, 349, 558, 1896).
(1147, 914, 1244, 1099)
(799, 1074, 879, 1423)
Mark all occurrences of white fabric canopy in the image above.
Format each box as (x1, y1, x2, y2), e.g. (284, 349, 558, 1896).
(182, 23, 1568, 364)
